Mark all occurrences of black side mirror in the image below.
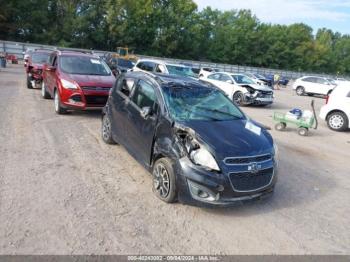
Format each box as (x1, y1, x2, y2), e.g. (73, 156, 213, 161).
(140, 106, 152, 119)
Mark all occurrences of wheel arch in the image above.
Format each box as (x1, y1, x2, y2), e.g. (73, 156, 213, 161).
(326, 109, 347, 120)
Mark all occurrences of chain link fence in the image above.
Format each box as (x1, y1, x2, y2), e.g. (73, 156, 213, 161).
(0, 39, 339, 79)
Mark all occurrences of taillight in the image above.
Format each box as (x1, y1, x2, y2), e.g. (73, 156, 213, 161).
(326, 95, 329, 104)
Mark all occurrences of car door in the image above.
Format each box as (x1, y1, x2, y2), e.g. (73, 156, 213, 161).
(302, 77, 316, 93)
(218, 73, 237, 98)
(110, 76, 136, 143)
(45, 54, 58, 96)
(205, 73, 227, 92)
(124, 79, 160, 166)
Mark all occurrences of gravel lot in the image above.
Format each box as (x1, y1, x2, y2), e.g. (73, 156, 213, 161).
(0, 64, 349, 255)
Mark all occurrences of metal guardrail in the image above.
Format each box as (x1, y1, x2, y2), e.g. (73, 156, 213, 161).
(0, 39, 339, 79)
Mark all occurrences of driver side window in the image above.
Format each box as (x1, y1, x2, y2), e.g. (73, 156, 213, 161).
(117, 77, 135, 97)
(131, 80, 157, 110)
(219, 74, 232, 82)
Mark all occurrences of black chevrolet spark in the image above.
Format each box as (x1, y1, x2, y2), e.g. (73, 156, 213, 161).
(101, 72, 278, 207)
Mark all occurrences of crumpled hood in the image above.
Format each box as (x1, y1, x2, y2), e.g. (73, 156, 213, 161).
(239, 83, 272, 92)
(66, 74, 115, 87)
(179, 119, 273, 160)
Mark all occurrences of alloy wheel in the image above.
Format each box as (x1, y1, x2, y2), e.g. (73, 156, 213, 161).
(102, 115, 111, 141)
(153, 163, 170, 198)
(329, 115, 344, 129)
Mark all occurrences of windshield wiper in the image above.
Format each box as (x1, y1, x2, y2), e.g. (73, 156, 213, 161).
(195, 106, 243, 119)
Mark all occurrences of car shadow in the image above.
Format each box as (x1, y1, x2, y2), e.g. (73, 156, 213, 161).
(62, 108, 103, 119)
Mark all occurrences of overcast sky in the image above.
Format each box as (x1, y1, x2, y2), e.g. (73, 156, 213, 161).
(194, 0, 350, 34)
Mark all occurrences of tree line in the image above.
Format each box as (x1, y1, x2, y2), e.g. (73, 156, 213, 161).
(1, 0, 350, 75)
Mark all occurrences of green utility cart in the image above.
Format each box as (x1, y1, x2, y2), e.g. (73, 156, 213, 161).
(273, 100, 318, 136)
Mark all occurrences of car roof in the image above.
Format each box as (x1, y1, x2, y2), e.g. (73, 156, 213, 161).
(124, 71, 212, 89)
(32, 49, 53, 54)
(137, 59, 189, 68)
(57, 50, 99, 58)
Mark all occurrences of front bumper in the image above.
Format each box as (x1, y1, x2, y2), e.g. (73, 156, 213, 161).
(60, 88, 110, 110)
(244, 92, 274, 105)
(175, 156, 277, 207)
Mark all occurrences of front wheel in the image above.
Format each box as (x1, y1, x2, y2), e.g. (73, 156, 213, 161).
(327, 112, 348, 131)
(152, 158, 177, 203)
(54, 90, 67, 114)
(101, 114, 117, 144)
(298, 127, 309, 136)
(296, 86, 304, 96)
(232, 92, 244, 106)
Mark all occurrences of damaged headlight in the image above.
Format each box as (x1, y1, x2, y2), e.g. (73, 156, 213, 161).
(190, 147, 220, 171)
(177, 128, 220, 172)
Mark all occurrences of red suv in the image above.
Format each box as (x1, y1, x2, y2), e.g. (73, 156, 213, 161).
(26, 49, 52, 89)
(42, 50, 115, 114)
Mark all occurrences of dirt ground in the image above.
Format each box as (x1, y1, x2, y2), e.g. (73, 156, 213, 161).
(0, 64, 349, 255)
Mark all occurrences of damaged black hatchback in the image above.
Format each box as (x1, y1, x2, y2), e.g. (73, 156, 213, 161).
(102, 72, 278, 206)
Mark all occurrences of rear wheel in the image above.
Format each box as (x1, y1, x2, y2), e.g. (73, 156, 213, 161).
(26, 76, 33, 89)
(327, 111, 348, 131)
(296, 86, 304, 96)
(101, 114, 117, 144)
(41, 82, 50, 99)
(152, 158, 177, 203)
(54, 89, 67, 114)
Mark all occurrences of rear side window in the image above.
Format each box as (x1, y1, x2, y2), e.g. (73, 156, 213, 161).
(131, 80, 156, 109)
(315, 78, 328, 85)
(208, 73, 221, 80)
(347, 91, 350, 98)
(137, 61, 155, 72)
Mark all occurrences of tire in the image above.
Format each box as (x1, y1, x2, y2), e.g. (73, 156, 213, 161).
(275, 122, 286, 131)
(101, 114, 117, 144)
(232, 92, 244, 106)
(27, 76, 33, 89)
(298, 127, 308, 136)
(152, 158, 177, 203)
(327, 111, 348, 132)
(296, 86, 304, 96)
(54, 89, 67, 114)
(41, 81, 50, 99)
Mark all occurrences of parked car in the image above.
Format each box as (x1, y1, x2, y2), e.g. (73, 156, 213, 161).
(292, 76, 336, 96)
(265, 74, 289, 86)
(202, 72, 274, 106)
(319, 85, 350, 131)
(6, 54, 18, 64)
(334, 77, 350, 85)
(198, 67, 220, 79)
(244, 72, 272, 87)
(25, 49, 52, 89)
(133, 59, 197, 78)
(106, 57, 134, 76)
(101, 72, 278, 206)
(42, 50, 115, 114)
